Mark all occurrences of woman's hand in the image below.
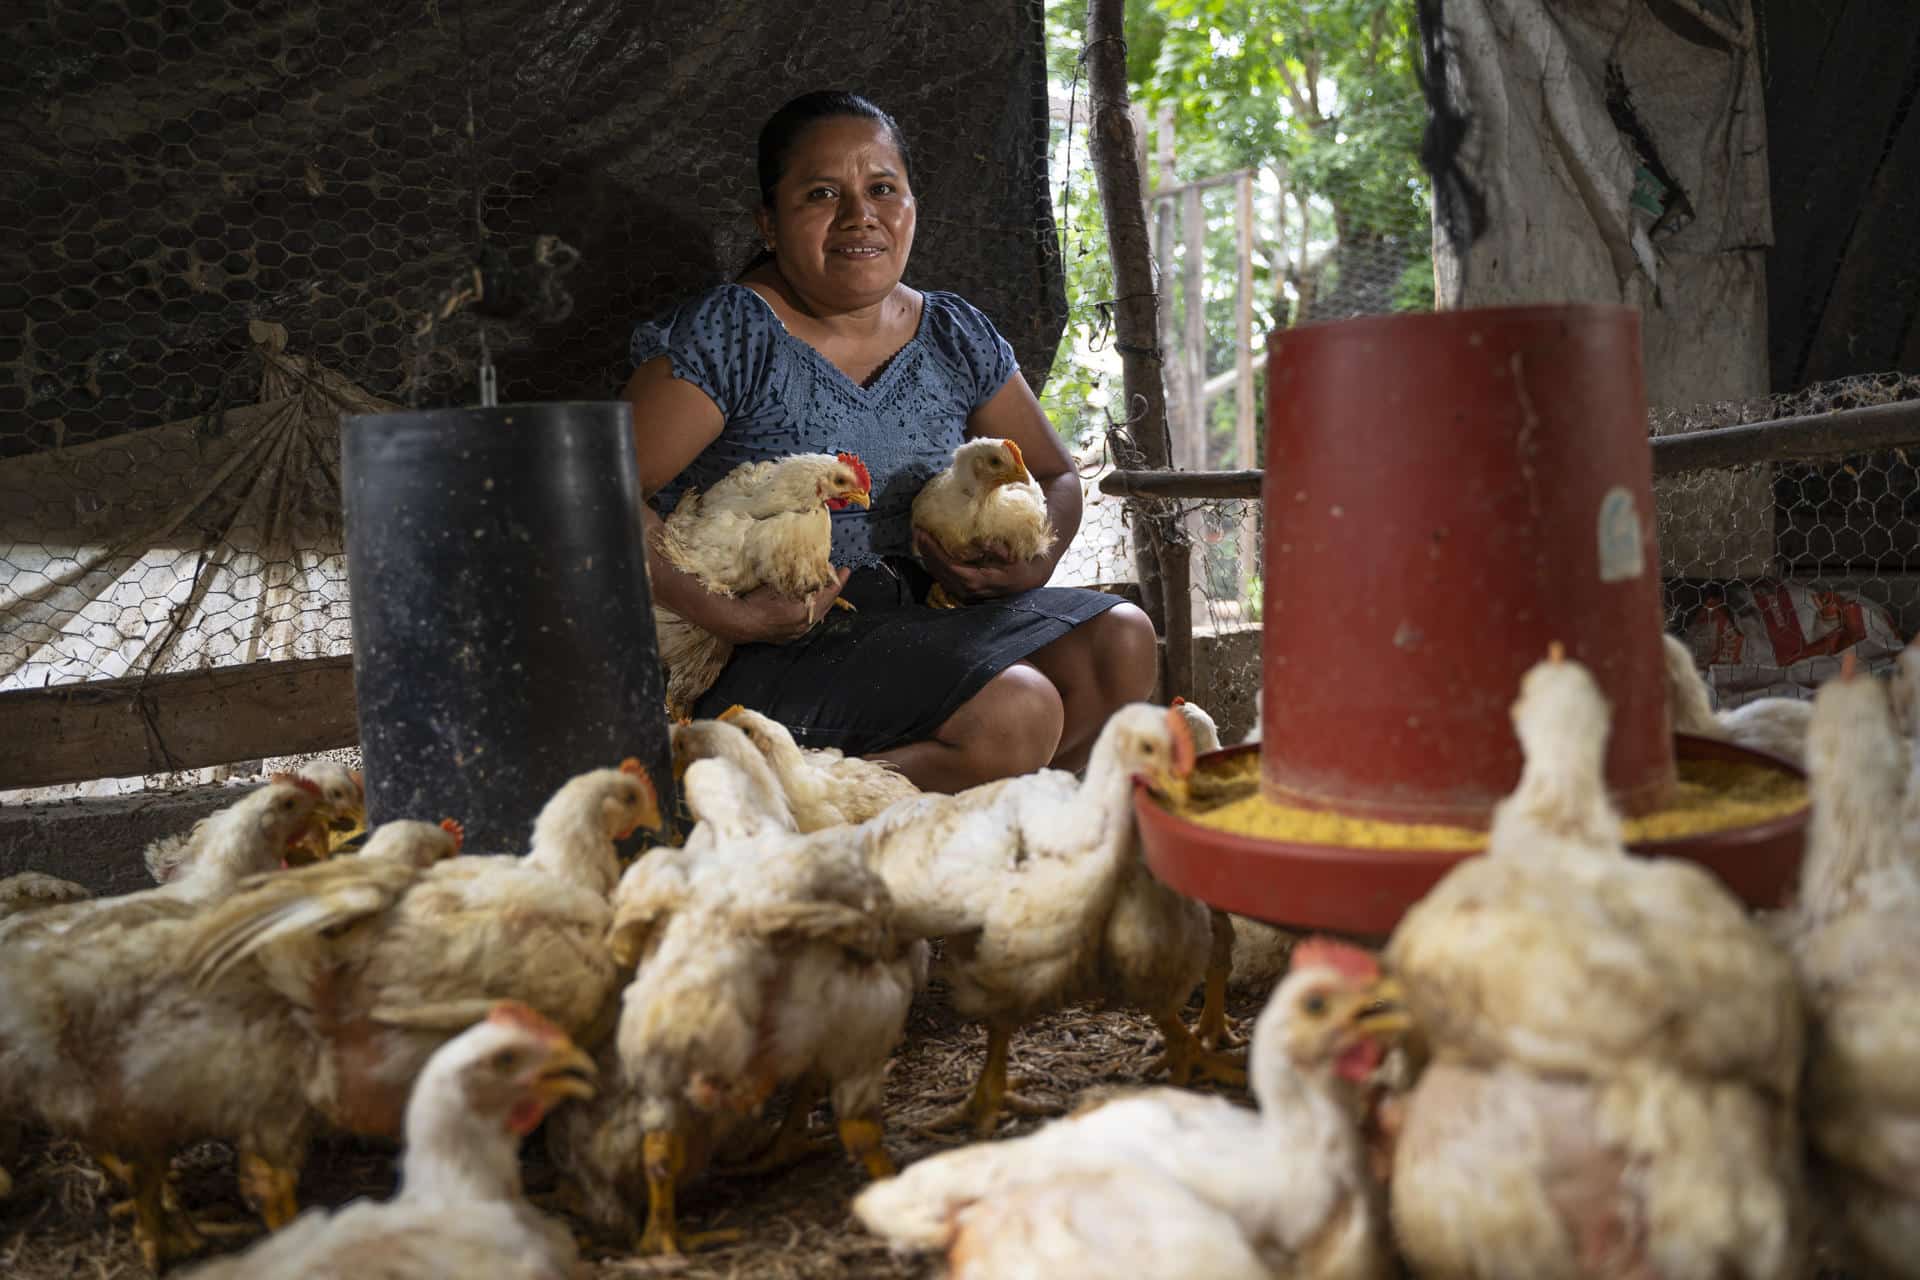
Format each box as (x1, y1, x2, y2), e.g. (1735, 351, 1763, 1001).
(914, 530, 1052, 603)
(699, 569, 853, 645)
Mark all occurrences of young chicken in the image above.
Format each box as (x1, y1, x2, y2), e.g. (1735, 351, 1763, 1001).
(0, 781, 325, 1267)
(557, 755, 913, 1256)
(718, 704, 920, 828)
(144, 761, 365, 885)
(668, 715, 797, 832)
(1787, 657, 1920, 1278)
(179, 1001, 596, 1280)
(912, 436, 1056, 608)
(653, 451, 872, 717)
(860, 702, 1195, 1136)
(853, 938, 1408, 1280)
(1386, 645, 1806, 1280)
(180, 761, 659, 1166)
(1662, 632, 1814, 768)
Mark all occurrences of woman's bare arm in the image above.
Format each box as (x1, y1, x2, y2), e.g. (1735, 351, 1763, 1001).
(627, 358, 846, 643)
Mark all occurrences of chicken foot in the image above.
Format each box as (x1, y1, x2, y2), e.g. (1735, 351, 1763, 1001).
(722, 1076, 835, 1176)
(635, 1129, 743, 1257)
(917, 1023, 1053, 1139)
(837, 1115, 897, 1181)
(1147, 1009, 1247, 1088)
(236, 1149, 302, 1231)
(1192, 908, 1245, 1051)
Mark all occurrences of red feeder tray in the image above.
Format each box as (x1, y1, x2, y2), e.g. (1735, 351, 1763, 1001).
(1134, 734, 1808, 939)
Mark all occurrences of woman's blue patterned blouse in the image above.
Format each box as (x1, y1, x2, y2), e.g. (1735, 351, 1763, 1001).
(632, 284, 1020, 569)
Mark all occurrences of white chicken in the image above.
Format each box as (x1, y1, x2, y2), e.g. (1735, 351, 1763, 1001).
(179, 1001, 596, 1280)
(912, 436, 1056, 608)
(653, 451, 872, 717)
(859, 702, 1198, 1136)
(1785, 656, 1920, 1278)
(144, 762, 365, 884)
(853, 937, 1408, 1279)
(555, 754, 914, 1255)
(1662, 632, 1814, 768)
(179, 762, 660, 1157)
(718, 704, 920, 828)
(0, 780, 326, 1266)
(1386, 645, 1806, 1280)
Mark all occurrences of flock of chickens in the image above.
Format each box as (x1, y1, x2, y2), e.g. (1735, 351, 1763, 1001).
(0, 631, 1914, 1279)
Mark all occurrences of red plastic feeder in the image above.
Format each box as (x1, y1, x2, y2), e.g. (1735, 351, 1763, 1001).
(1135, 304, 1808, 934)
(1260, 303, 1673, 825)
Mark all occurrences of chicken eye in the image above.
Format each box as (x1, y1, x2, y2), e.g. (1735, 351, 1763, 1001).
(491, 1049, 521, 1073)
(1303, 993, 1329, 1017)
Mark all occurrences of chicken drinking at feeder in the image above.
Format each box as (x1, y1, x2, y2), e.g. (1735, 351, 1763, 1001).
(144, 761, 367, 885)
(1663, 633, 1815, 769)
(179, 761, 660, 1174)
(650, 451, 872, 719)
(1384, 644, 1807, 1280)
(179, 1002, 596, 1280)
(853, 936, 1409, 1280)
(1781, 654, 1920, 1278)
(719, 703, 920, 828)
(912, 435, 1057, 608)
(554, 754, 915, 1256)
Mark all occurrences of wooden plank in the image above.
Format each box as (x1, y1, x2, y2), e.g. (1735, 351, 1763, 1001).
(0, 655, 358, 789)
(1147, 168, 1254, 201)
(1235, 170, 1258, 611)
(1100, 469, 1263, 501)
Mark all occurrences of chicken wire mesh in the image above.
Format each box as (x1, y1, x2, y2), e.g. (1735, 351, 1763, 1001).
(1, 0, 1063, 798)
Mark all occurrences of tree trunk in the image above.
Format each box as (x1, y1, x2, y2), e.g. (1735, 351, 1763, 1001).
(1083, 0, 1191, 698)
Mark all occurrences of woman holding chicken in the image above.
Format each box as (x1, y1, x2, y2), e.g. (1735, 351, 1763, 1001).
(626, 90, 1156, 793)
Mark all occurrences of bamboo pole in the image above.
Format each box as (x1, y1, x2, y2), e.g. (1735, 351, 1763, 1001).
(1235, 170, 1258, 613)
(1084, 0, 1191, 698)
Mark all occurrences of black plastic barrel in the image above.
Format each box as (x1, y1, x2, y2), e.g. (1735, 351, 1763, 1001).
(340, 401, 673, 854)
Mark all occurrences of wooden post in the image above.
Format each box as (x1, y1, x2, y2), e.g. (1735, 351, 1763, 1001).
(1235, 169, 1258, 615)
(1154, 103, 1181, 455)
(1084, 0, 1190, 698)
(1180, 181, 1209, 630)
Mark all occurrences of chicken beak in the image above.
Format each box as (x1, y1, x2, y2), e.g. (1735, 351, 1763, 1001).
(531, 1040, 599, 1105)
(1349, 976, 1414, 1041)
(325, 802, 369, 855)
(844, 487, 872, 509)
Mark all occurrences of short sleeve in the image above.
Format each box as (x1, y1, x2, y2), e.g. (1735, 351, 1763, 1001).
(921, 291, 1020, 411)
(629, 286, 777, 419)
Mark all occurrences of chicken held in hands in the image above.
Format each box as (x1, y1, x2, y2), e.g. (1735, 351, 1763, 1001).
(912, 436, 1056, 608)
(653, 451, 871, 717)
(1786, 656, 1920, 1278)
(1386, 644, 1806, 1280)
(180, 1001, 596, 1280)
(854, 937, 1409, 1280)
(718, 703, 919, 828)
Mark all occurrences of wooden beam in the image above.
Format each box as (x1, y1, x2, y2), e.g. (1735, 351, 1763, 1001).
(1097, 399, 1920, 503)
(1148, 168, 1255, 201)
(0, 655, 358, 789)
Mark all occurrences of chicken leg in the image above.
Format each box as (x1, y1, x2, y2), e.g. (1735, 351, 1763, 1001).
(926, 582, 961, 609)
(1192, 909, 1245, 1050)
(918, 1022, 1053, 1139)
(128, 1156, 205, 1271)
(635, 1129, 742, 1257)
(237, 1149, 302, 1231)
(722, 1075, 834, 1176)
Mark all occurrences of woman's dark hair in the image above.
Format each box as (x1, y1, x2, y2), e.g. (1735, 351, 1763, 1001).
(756, 90, 912, 207)
(738, 91, 911, 278)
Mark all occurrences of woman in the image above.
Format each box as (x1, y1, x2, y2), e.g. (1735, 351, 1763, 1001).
(626, 90, 1157, 793)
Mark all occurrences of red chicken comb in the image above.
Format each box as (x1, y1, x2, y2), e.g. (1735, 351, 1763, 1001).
(1547, 641, 1567, 663)
(487, 1000, 568, 1043)
(836, 451, 872, 492)
(619, 756, 645, 777)
(1003, 438, 1026, 469)
(1171, 695, 1187, 707)
(349, 769, 365, 794)
(1165, 705, 1197, 778)
(270, 771, 323, 799)
(1840, 650, 1858, 681)
(438, 817, 465, 852)
(1290, 936, 1381, 983)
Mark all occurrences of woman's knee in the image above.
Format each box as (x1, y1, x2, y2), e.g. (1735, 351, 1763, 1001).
(947, 662, 1064, 775)
(1088, 603, 1160, 700)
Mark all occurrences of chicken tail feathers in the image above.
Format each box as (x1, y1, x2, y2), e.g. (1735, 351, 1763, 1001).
(736, 900, 895, 960)
(365, 997, 502, 1031)
(177, 863, 419, 988)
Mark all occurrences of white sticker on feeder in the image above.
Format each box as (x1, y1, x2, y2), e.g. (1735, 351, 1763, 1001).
(1596, 486, 1645, 583)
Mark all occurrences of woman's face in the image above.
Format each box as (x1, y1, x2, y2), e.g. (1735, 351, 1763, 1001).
(759, 116, 916, 312)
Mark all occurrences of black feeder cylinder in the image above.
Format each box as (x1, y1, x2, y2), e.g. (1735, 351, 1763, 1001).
(340, 401, 674, 854)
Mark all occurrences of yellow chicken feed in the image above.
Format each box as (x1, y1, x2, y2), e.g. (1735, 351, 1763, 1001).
(1173, 754, 1806, 851)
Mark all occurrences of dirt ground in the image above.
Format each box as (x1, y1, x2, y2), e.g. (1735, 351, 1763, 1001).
(0, 986, 1258, 1279)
